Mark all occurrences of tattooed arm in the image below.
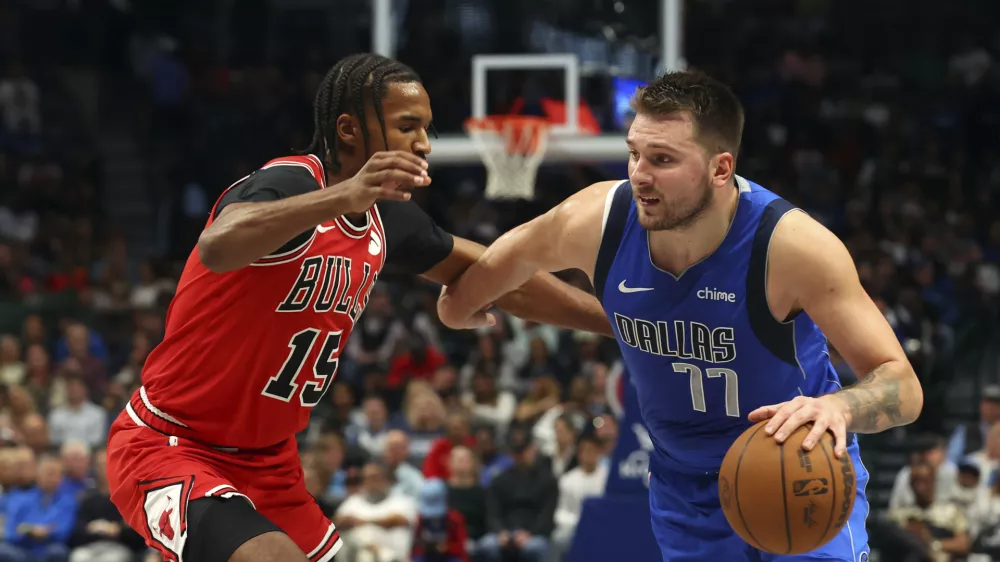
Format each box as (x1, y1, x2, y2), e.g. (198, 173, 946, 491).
(749, 211, 922, 455)
(835, 363, 912, 433)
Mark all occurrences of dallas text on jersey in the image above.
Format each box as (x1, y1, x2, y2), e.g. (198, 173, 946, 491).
(613, 313, 737, 363)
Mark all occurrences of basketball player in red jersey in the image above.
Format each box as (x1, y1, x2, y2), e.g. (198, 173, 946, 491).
(105, 54, 612, 562)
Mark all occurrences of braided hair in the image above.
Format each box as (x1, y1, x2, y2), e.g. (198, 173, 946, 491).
(304, 54, 423, 172)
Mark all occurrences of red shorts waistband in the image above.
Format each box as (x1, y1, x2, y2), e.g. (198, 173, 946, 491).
(126, 387, 285, 454)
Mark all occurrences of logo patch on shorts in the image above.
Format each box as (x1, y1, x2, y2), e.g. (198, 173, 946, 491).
(140, 477, 193, 559)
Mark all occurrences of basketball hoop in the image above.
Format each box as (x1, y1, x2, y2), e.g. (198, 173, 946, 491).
(465, 116, 551, 200)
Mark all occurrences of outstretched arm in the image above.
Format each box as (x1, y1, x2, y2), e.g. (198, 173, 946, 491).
(436, 181, 618, 332)
(749, 211, 922, 455)
(423, 236, 611, 335)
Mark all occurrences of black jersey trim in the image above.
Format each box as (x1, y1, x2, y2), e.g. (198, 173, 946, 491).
(594, 181, 633, 304)
(746, 198, 799, 367)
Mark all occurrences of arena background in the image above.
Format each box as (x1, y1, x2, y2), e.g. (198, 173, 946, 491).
(0, 0, 999, 561)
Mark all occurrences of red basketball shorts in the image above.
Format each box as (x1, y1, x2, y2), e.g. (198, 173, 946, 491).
(106, 410, 342, 562)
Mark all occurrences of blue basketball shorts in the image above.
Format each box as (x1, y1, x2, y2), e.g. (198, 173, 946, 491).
(648, 444, 870, 562)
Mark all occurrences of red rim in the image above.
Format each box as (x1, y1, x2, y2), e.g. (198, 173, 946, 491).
(465, 116, 551, 155)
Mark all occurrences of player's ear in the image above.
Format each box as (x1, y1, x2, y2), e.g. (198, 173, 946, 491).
(710, 151, 735, 188)
(335, 114, 359, 148)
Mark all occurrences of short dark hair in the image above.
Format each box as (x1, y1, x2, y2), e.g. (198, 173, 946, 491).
(304, 54, 422, 172)
(630, 69, 744, 156)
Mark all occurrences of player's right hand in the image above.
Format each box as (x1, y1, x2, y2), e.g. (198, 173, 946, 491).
(340, 151, 430, 213)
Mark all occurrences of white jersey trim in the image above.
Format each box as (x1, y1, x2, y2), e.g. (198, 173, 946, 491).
(600, 180, 629, 239)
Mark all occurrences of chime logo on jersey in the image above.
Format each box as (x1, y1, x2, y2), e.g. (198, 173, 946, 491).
(613, 313, 736, 363)
(277, 255, 379, 323)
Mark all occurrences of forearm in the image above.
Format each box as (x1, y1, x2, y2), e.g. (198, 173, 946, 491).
(440, 229, 611, 336)
(833, 360, 922, 433)
(439, 233, 542, 326)
(198, 187, 349, 273)
(495, 273, 612, 336)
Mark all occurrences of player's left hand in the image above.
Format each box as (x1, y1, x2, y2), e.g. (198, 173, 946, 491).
(438, 285, 496, 329)
(748, 395, 850, 458)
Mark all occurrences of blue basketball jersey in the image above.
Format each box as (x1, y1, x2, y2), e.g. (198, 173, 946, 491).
(594, 177, 846, 474)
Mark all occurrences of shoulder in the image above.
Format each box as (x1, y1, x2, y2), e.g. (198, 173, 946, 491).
(550, 180, 625, 231)
(530, 179, 625, 272)
(238, 162, 320, 195)
(767, 209, 857, 294)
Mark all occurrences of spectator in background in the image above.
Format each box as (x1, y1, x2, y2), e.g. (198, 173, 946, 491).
(47, 377, 105, 448)
(462, 371, 516, 440)
(20, 414, 49, 455)
(346, 290, 409, 372)
(550, 432, 609, 562)
(55, 324, 106, 396)
(334, 460, 417, 562)
(402, 383, 447, 464)
(0, 335, 25, 386)
(412, 479, 468, 562)
(546, 415, 579, 479)
(887, 462, 969, 562)
(386, 334, 447, 390)
(480, 426, 557, 562)
(348, 395, 392, 458)
(382, 430, 425, 500)
(0, 455, 76, 562)
(890, 434, 959, 509)
(423, 410, 474, 480)
(430, 365, 461, 410)
(22, 346, 62, 413)
(953, 461, 981, 512)
(968, 464, 1000, 561)
(67, 448, 144, 562)
(514, 377, 561, 428)
(315, 433, 350, 503)
(474, 426, 512, 488)
(0, 61, 41, 144)
(1, 385, 37, 437)
(533, 377, 595, 461)
(7, 447, 35, 493)
(56, 442, 92, 501)
(303, 463, 336, 518)
(19, 318, 45, 352)
(949, 385, 1000, 463)
(967, 423, 1000, 489)
(446, 446, 487, 551)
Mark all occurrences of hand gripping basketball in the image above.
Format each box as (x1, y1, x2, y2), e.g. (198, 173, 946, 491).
(341, 151, 431, 214)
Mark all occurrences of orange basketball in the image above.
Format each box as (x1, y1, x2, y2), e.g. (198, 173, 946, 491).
(718, 421, 856, 555)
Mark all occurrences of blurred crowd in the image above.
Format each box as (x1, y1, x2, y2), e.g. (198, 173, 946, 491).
(0, 0, 999, 561)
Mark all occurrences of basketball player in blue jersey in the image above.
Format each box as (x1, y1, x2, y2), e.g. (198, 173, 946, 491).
(437, 70, 924, 561)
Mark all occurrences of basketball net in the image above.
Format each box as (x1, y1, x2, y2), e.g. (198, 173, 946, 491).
(465, 116, 551, 200)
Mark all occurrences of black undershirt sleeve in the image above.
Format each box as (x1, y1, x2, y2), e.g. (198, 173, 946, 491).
(213, 165, 320, 256)
(376, 200, 455, 276)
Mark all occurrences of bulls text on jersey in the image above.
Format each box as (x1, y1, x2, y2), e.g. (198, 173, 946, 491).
(260, 254, 380, 407)
(277, 255, 380, 324)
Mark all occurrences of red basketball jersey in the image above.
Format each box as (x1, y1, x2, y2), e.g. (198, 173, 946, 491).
(128, 155, 386, 449)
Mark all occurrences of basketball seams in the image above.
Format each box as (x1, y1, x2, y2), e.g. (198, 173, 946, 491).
(814, 439, 837, 551)
(779, 441, 792, 554)
(733, 423, 768, 550)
